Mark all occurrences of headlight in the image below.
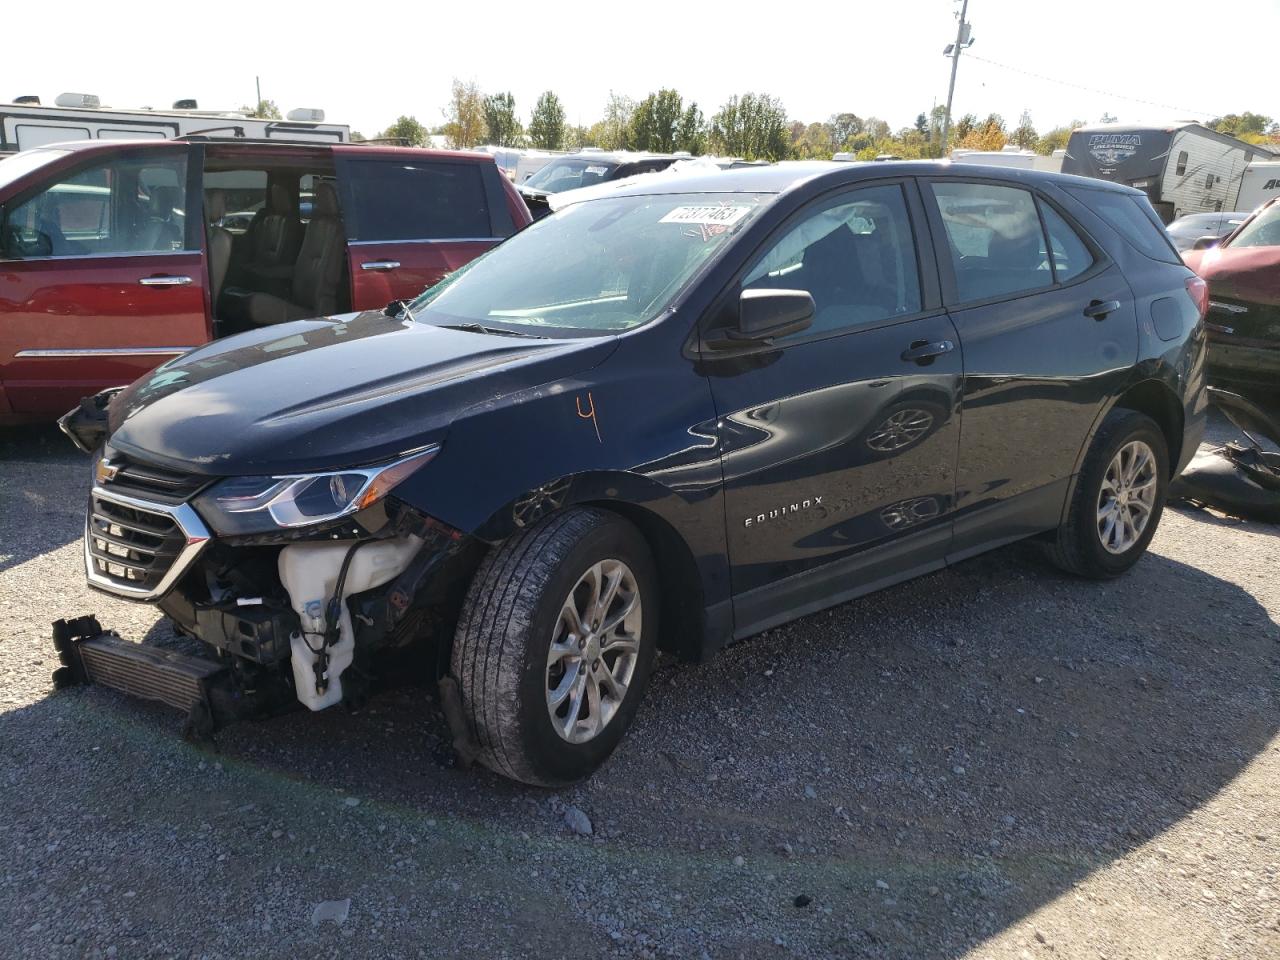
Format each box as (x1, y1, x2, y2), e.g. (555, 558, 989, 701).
(193, 445, 439, 536)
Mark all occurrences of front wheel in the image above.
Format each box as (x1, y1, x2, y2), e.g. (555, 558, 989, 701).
(451, 508, 658, 786)
(1045, 409, 1169, 578)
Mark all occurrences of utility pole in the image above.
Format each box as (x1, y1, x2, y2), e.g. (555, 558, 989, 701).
(255, 76, 262, 112)
(940, 0, 972, 156)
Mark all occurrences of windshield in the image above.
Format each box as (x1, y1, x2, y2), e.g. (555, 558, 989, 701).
(410, 192, 771, 335)
(523, 158, 619, 193)
(1229, 203, 1280, 248)
(0, 149, 71, 192)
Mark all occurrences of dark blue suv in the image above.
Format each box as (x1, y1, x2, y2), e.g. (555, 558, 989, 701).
(68, 162, 1207, 785)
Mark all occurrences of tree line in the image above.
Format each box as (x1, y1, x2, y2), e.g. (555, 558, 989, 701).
(345, 82, 1280, 162)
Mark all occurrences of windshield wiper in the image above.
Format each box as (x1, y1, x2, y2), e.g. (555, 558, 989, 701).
(439, 322, 544, 338)
(385, 299, 416, 321)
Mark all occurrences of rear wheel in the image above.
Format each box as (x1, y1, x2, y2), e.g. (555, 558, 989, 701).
(1045, 409, 1169, 578)
(451, 508, 658, 786)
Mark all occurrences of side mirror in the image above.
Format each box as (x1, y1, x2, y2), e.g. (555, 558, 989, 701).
(1193, 235, 1220, 251)
(731, 288, 815, 343)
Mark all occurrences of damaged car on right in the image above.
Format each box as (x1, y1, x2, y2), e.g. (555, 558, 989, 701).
(1183, 196, 1280, 400)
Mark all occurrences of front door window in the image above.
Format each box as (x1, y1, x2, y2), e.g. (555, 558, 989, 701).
(2, 153, 190, 259)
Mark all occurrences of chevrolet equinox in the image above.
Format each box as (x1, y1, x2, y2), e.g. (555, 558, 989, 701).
(65, 162, 1208, 785)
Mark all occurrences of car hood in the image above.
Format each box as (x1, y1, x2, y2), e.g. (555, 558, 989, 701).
(1184, 245, 1280, 307)
(106, 311, 616, 475)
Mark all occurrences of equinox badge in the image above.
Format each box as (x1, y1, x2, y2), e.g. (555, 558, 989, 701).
(744, 496, 823, 528)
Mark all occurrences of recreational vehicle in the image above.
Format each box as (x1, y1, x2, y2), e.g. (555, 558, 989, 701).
(1234, 160, 1280, 212)
(1062, 123, 1276, 223)
(0, 93, 349, 154)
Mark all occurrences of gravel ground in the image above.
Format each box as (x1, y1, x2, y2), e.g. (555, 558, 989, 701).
(1, 416, 1278, 960)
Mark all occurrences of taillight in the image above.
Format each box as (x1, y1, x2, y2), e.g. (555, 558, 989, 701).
(1185, 275, 1208, 321)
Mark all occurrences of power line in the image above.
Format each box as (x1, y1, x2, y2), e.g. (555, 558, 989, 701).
(963, 53, 1222, 119)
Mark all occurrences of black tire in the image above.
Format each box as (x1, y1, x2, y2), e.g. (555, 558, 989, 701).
(1045, 409, 1169, 579)
(451, 507, 659, 787)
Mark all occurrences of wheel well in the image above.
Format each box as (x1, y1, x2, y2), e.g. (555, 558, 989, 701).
(1114, 380, 1184, 474)
(582, 500, 705, 661)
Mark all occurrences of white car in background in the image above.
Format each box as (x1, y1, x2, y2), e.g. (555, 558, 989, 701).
(1165, 211, 1249, 251)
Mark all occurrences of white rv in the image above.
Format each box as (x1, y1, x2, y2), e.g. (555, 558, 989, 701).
(1233, 160, 1280, 212)
(0, 93, 349, 153)
(1062, 122, 1277, 222)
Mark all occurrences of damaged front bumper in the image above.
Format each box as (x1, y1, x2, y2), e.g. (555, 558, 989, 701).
(75, 472, 480, 726)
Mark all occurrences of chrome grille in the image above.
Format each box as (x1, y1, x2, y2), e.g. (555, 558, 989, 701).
(84, 488, 210, 600)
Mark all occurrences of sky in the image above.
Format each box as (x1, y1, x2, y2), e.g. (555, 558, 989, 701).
(7, 0, 1279, 138)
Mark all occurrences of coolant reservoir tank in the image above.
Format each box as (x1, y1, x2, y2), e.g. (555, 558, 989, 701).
(278, 536, 421, 711)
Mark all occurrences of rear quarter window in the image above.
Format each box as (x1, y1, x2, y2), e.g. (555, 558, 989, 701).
(1066, 187, 1181, 264)
(342, 159, 492, 241)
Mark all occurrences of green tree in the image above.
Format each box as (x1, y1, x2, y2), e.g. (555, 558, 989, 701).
(630, 89, 684, 152)
(709, 93, 790, 160)
(676, 103, 705, 154)
(792, 121, 834, 159)
(1208, 112, 1276, 137)
(914, 113, 929, 137)
(443, 79, 488, 149)
(863, 117, 891, 142)
(598, 92, 635, 151)
(239, 99, 282, 120)
(928, 105, 948, 151)
(380, 115, 428, 146)
(350, 131, 366, 142)
(828, 113, 864, 150)
(953, 113, 978, 143)
(528, 91, 566, 150)
(1009, 109, 1038, 150)
(1035, 120, 1083, 155)
(484, 91, 522, 147)
(563, 124, 592, 149)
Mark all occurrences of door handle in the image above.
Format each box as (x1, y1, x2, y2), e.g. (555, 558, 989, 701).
(360, 260, 401, 272)
(1083, 299, 1121, 320)
(900, 339, 954, 364)
(138, 275, 192, 286)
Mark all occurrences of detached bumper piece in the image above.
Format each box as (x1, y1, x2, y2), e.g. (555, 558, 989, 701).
(1170, 388, 1280, 523)
(52, 616, 227, 738)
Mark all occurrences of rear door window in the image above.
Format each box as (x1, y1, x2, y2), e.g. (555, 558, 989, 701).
(929, 181, 1051, 302)
(1038, 201, 1094, 283)
(341, 159, 492, 241)
(1064, 187, 1181, 264)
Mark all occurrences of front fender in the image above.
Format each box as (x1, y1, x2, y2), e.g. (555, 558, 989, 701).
(388, 335, 732, 618)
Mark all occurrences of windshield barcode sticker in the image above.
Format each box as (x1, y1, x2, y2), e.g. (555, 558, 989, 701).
(660, 205, 753, 226)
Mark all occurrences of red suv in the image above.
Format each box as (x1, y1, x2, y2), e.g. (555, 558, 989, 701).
(0, 139, 530, 421)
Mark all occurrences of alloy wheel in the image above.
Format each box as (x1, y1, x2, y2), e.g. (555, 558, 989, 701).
(545, 558, 642, 743)
(1096, 439, 1158, 555)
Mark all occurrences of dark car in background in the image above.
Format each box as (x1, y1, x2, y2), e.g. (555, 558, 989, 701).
(1166, 211, 1250, 252)
(517, 150, 679, 219)
(0, 138, 529, 422)
(1184, 197, 1280, 397)
(65, 162, 1206, 787)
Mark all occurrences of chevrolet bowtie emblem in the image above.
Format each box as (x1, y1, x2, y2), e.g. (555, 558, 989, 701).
(95, 458, 120, 484)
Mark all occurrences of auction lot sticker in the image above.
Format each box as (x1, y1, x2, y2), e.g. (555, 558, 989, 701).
(660, 205, 753, 226)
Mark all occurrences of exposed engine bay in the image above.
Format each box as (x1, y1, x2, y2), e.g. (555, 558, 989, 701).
(57, 398, 485, 739)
